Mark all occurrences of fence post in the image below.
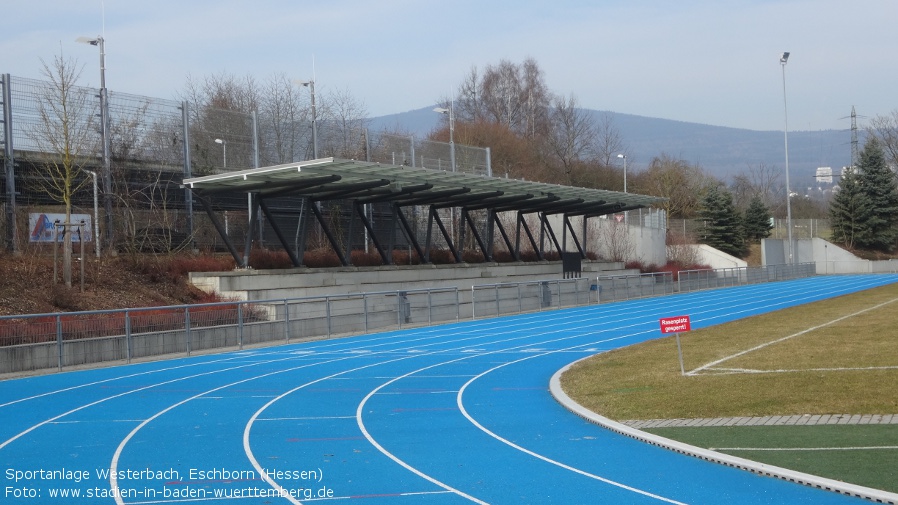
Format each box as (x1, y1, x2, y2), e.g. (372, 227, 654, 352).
(326, 296, 332, 337)
(427, 290, 432, 324)
(125, 310, 132, 363)
(495, 285, 500, 317)
(471, 286, 476, 320)
(284, 299, 290, 344)
(455, 288, 460, 322)
(363, 294, 369, 333)
(238, 303, 244, 350)
(185, 307, 191, 356)
(56, 314, 63, 371)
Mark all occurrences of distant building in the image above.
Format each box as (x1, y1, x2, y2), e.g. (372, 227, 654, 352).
(815, 166, 833, 184)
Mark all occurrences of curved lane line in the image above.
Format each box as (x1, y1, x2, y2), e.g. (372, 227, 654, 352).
(548, 357, 898, 505)
(454, 337, 687, 504)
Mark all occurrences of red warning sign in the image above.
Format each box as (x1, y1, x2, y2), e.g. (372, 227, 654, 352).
(659, 315, 691, 334)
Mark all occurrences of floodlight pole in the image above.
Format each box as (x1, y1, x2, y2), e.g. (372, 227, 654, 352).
(781, 52, 794, 265)
(434, 103, 458, 245)
(617, 153, 628, 224)
(214, 138, 227, 169)
(77, 35, 113, 252)
(86, 170, 100, 258)
(617, 153, 628, 193)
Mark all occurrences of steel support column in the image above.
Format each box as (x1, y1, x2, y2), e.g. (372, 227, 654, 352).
(310, 201, 349, 266)
(462, 209, 491, 261)
(195, 193, 242, 266)
(354, 201, 389, 264)
(393, 204, 425, 263)
(258, 197, 301, 267)
(2, 74, 17, 253)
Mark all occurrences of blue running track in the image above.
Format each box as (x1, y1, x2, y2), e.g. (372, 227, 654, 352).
(2, 274, 897, 504)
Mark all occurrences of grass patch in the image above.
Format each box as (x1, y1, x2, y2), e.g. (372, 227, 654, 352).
(561, 282, 898, 420)
(561, 281, 898, 493)
(645, 425, 898, 493)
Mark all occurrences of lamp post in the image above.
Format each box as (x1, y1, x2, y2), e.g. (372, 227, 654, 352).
(214, 138, 227, 169)
(297, 80, 318, 158)
(433, 104, 456, 172)
(85, 170, 100, 258)
(76, 35, 112, 251)
(617, 153, 628, 193)
(434, 103, 458, 246)
(780, 52, 794, 264)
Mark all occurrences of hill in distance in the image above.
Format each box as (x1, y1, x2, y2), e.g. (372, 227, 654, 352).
(368, 107, 855, 194)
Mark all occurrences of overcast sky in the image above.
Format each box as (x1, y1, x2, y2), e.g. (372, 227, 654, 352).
(4, 0, 896, 132)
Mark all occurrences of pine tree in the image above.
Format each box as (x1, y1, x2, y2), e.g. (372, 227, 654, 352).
(855, 137, 898, 251)
(829, 166, 863, 249)
(742, 195, 773, 241)
(699, 185, 746, 257)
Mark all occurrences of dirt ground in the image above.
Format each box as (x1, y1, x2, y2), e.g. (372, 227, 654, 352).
(0, 252, 211, 316)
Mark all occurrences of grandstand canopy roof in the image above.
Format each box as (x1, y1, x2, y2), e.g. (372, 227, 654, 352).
(183, 158, 663, 217)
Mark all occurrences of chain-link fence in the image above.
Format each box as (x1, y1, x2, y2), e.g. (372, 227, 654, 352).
(0, 74, 491, 253)
(668, 218, 832, 242)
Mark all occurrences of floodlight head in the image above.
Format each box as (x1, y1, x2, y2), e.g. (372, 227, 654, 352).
(214, 138, 224, 144)
(76, 36, 101, 46)
(617, 153, 626, 159)
(780, 52, 790, 64)
(433, 107, 449, 114)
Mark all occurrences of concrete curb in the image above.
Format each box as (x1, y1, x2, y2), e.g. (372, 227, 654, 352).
(549, 356, 898, 505)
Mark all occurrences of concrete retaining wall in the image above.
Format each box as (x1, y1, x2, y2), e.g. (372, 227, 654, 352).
(189, 260, 631, 302)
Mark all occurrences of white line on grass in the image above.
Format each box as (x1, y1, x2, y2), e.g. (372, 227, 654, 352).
(703, 365, 898, 375)
(687, 296, 898, 376)
(712, 446, 898, 452)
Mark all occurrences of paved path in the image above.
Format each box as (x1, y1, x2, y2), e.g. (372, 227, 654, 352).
(623, 414, 898, 429)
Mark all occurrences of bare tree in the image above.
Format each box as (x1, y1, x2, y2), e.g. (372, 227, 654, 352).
(545, 94, 597, 185)
(633, 154, 716, 218)
(28, 54, 95, 287)
(599, 218, 636, 262)
(259, 73, 307, 164)
(456, 58, 550, 137)
(867, 111, 898, 169)
(594, 112, 627, 169)
(318, 86, 369, 159)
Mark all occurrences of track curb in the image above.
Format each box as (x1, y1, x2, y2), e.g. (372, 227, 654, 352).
(549, 356, 898, 505)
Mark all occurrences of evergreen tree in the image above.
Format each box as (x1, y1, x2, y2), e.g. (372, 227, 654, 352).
(699, 185, 746, 257)
(855, 138, 898, 251)
(743, 195, 773, 241)
(829, 166, 864, 249)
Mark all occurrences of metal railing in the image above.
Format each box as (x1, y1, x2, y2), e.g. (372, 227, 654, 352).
(0, 264, 819, 375)
(677, 263, 816, 293)
(594, 271, 676, 302)
(471, 278, 595, 319)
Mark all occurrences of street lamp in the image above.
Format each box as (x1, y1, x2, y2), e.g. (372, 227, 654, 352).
(434, 103, 458, 246)
(76, 35, 112, 250)
(780, 51, 794, 264)
(297, 80, 318, 158)
(85, 170, 100, 258)
(617, 153, 628, 193)
(433, 105, 456, 172)
(214, 138, 227, 169)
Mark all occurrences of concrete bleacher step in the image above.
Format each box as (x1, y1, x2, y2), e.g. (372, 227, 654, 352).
(190, 260, 632, 302)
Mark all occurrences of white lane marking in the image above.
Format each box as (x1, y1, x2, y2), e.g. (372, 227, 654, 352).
(355, 366, 490, 504)
(456, 349, 688, 504)
(688, 296, 898, 376)
(112, 351, 383, 505)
